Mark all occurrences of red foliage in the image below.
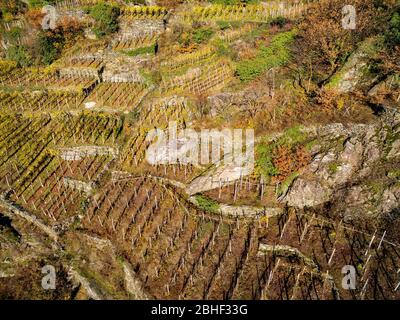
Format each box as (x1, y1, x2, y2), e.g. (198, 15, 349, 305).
(272, 145, 311, 182)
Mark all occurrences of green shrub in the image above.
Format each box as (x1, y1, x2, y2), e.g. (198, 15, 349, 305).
(37, 31, 64, 65)
(216, 20, 232, 30)
(6, 45, 32, 67)
(178, 27, 215, 47)
(139, 68, 161, 86)
(270, 16, 288, 28)
(192, 28, 214, 44)
(276, 172, 299, 197)
(123, 44, 156, 56)
(278, 125, 307, 147)
(385, 10, 400, 47)
(388, 169, 400, 179)
(213, 38, 234, 58)
(235, 30, 295, 82)
(256, 142, 279, 178)
(27, 0, 56, 8)
(194, 195, 220, 214)
(90, 3, 120, 37)
(328, 162, 340, 174)
(127, 108, 140, 122)
(5, 26, 22, 44)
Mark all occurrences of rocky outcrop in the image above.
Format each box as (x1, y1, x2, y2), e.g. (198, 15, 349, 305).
(186, 153, 254, 195)
(207, 92, 244, 116)
(368, 74, 400, 98)
(281, 114, 400, 221)
(328, 37, 382, 93)
(184, 112, 399, 223)
(63, 177, 94, 195)
(123, 262, 148, 300)
(68, 268, 105, 300)
(185, 127, 319, 196)
(388, 139, 400, 159)
(257, 243, 318, 270)
(284, 179, 331, 208)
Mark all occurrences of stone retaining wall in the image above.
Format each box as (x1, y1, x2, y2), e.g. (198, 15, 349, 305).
(59, 146, 119, 161)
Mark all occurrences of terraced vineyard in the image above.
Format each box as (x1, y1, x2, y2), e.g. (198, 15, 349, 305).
(0, 0, 399, 302)
(0, 69, 99, 92)
(83, 82, 149, 112)
(112, 34, 158, 51)
(0, 90, 84, 113)
(175, 2, 308, 23)
(160, 60, 234, 95)
(121, 5, 169, 20)
(160, 45, 217, 72)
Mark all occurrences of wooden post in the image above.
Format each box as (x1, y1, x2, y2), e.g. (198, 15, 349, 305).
(328, 248, 336, 266)
(377, 231, 387, 251)
(260, 176, 264, 200)
(365, 230, 377, 256)
(360, 279, 369, 300)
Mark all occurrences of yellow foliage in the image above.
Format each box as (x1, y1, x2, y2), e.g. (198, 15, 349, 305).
(0, 59, 17, 75)
(337, 97, 345, 110)
(259, 215, 269, 225)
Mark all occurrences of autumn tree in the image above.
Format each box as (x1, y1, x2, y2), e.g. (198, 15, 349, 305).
(25, 8, 45, 28)
(35, 17, 83, 65)
(292, 0, 392, 89)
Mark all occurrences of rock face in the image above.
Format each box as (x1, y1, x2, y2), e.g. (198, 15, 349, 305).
(328, 37, 381, 93)
(368, 74, 400, 97)
(122, 262, 148, 300)
(282, 113, 400, 221)
(207, 92, 244, 116)
(63, 177, 94, 195)
(381, 185, 400, 215)
(186, 147, 254, 195)
(388, 140, 400, 159)
(285, 178, 331, 208)
(183, 112, 399, 224)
